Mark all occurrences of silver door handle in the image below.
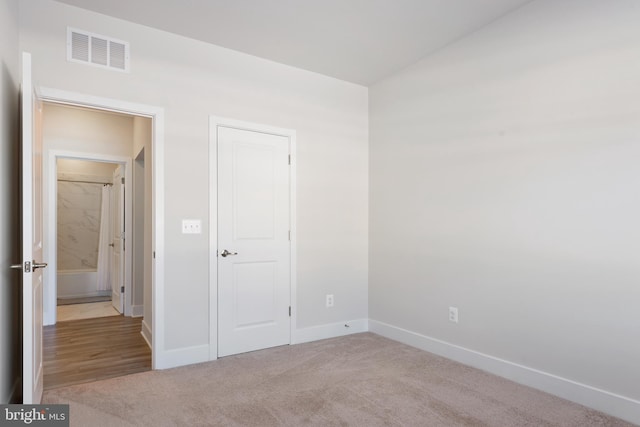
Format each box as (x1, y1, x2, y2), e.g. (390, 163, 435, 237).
(32, 261, 48, 270)
(10, 261, 47, 271)
(220, 249, 238, 257)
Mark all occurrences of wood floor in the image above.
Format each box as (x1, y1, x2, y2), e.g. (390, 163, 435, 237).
(44, 315, 151, 390)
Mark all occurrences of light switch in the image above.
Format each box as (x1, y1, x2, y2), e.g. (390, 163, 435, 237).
(182, 219, 202, 234)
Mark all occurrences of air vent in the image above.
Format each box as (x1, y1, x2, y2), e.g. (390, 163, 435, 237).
(67, 28, 130, 73)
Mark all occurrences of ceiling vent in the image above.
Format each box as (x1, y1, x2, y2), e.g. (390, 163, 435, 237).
(67, 28, 130, 73)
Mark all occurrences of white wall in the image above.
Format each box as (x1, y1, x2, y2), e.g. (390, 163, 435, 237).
(132, 152, 144, 310)
(369, 0, 640, 422)
(132, 116, 152, 325)
(0, 0, 20, 404)
(58, 158, 119, 177)
(43, 103, 133, 155)
(20, 0, 369, 358)
(132, 116, 150, 158)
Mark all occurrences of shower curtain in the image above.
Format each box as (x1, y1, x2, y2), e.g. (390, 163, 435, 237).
(96, 184, 112, 292)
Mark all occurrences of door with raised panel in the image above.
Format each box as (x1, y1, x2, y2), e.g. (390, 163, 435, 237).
(217, 126, 291, 357)
(18, 52, 46, 403)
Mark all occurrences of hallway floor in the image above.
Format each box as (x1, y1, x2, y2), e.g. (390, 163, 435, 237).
(44, 316, 151, 390)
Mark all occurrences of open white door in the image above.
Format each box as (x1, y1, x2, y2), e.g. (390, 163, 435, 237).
(14, 52, 46, 404)
(217, 126, 291, 357)
(111, 166, 124, 313)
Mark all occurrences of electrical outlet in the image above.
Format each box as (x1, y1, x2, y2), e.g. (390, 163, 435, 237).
(449, 306, 459, 323)
(182, 219, 201, 234)
(326, 294, 334, 308)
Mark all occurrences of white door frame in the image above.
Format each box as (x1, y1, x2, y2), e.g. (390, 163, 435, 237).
(39, 87, 165, 370)
(208, 116, 297, 360)
(46, 152, 132, 320)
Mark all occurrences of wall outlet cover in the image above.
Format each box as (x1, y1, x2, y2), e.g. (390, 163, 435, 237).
(449, 306, 459, 323)
(326, 294, 334, 308)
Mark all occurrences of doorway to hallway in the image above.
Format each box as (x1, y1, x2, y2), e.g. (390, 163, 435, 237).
(43, 102, 153, 389)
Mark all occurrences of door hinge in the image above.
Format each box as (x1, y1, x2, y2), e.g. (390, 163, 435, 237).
(153, 251, 156, 259)
(288, 154, 291, 165)
(120, 286, 125, 293)
(289, 306, 291, 317)
(288, 230, 291, 241)
(121, 177, 125, 184)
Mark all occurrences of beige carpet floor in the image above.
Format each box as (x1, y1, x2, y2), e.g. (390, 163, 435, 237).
(43, 333, 634, 427)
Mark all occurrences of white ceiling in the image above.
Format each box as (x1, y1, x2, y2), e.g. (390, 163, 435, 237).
(54, 0, 532, 86)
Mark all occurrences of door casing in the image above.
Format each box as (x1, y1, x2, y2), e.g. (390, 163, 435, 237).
(208, 116, 297, 360)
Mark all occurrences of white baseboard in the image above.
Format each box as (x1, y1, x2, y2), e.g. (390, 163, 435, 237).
(154, 344, 210, 370)
(131, 305, 144, 317)
(293, 318, 368, 344)
(141, 320, 152, 350)
(149, 319, 367, 372)
(369, 319, 640, 426)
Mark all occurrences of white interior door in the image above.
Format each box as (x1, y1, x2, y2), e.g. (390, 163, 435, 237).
(217, 126, 291, 357)
(111, 166, 124, 313)
(17, 52, 45, 404)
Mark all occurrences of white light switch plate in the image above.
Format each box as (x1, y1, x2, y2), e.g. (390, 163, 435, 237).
(182, 219, 202, 234)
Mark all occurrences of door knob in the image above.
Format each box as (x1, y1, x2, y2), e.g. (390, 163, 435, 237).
(32, 261, 48, 270)
(109, 243, 115, 247)
(220, 249, 238, 257)
(10, 261, 47, 271)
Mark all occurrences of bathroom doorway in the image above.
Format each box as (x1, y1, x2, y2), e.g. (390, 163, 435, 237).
(55, 158, 121, 321)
